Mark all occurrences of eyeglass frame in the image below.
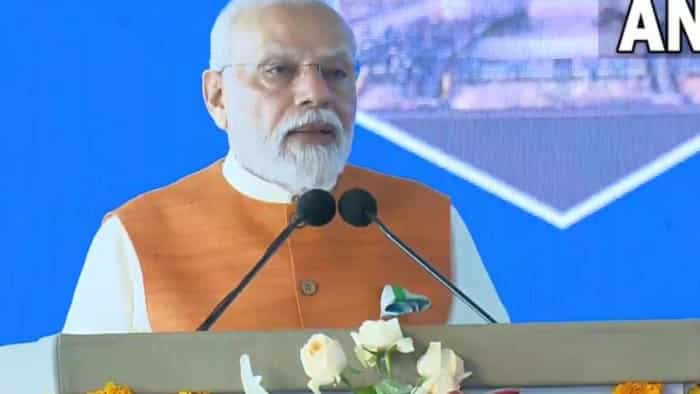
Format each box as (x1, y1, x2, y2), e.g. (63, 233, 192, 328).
(216, 60, 361, 91)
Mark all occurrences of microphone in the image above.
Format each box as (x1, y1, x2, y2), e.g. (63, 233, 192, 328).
(197, 189, 336, 331)
(338, 188, 498, 324)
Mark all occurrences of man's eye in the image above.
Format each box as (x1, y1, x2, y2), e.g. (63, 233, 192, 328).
(326, 68, 349, 80)
(263, 65, 294, 77)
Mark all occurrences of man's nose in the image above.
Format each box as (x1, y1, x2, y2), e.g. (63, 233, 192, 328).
(294, 65, 332, 108)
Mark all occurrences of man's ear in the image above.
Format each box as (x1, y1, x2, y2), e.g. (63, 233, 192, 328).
(202, 69, 228, 130)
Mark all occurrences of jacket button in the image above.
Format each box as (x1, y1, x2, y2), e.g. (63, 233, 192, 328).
(300, 279, 319, 296)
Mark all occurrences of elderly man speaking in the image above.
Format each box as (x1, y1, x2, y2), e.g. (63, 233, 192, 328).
(62, 0, 510, 334)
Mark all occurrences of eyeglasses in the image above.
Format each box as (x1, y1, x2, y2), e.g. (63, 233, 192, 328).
(219, 60, 357, 91)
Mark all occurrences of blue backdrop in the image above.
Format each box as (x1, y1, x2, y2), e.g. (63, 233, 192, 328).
(1, 1, 699, 346)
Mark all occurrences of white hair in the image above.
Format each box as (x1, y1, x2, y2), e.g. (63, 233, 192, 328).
(209, 0, 351, 70)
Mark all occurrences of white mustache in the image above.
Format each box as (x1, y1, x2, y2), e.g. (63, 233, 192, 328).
(275, 109, 344, 140)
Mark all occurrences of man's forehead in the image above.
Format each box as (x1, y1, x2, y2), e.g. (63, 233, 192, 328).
(231, 33, 354, 63)
(229, 2, 355, 61)
(259, 42, 354, 60)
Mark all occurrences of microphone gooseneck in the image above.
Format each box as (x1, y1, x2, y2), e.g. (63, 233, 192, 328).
(338, 188, 499, 324)
(197, 188, 336, 331)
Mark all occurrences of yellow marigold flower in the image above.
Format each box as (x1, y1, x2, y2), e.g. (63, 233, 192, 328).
(612, 382, 663, 394)
(86, 381, 211, 394)
(86, 381, 133, 394)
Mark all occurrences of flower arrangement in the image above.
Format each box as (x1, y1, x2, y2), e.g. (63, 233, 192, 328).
(252, 318, 471, 394)
(85, 318, 470, 394)
(85, 320, 690, 394)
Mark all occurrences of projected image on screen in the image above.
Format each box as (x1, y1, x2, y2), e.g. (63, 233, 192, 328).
(340, 0, 700, 113)
(338, 0, 700, 233)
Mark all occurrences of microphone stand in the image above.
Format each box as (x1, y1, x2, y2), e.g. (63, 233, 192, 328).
(372, 216, 498, 324)
(197, 215, 306, 331)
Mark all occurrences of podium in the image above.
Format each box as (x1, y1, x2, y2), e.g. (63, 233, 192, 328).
(52, 320, 700, 394)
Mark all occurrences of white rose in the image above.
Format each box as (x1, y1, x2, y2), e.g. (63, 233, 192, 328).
(300, 333, 348, 394)
(350, 319, 414, 367)
(239, 354, 269, 394)
(414, 342, 472, 394)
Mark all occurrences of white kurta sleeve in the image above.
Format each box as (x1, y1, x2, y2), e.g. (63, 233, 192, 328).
(0, 216, 150, 391)
(448, 205, 511, 325)
(0, 334, 58, 393)
(62, 215, 151, 334)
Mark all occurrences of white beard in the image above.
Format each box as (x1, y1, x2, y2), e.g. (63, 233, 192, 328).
(227, 108, 352, 194)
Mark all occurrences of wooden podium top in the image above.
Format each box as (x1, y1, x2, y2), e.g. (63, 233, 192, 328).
(56, 320, 700, 394)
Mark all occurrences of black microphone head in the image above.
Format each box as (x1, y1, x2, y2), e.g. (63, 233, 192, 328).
(296, 189, 336, 226)
(338, 188, 378, 227)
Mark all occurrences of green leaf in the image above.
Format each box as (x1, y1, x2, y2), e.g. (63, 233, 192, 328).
(354, 386, 378, 394)
(373, 379, 414, 394)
